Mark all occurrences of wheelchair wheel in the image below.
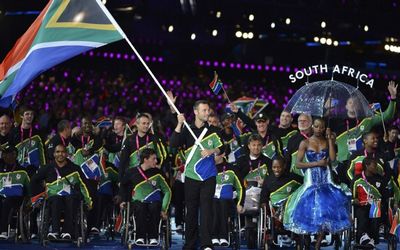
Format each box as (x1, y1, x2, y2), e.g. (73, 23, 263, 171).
(245, 228, 257, 249)
(78, 201, 86, 246)
(343, 229, 351, 250)
(18, 199, 31, 243)
(38, 200, 49, 246)
(122, 203, 131, 247)
(388, 234, 397, 250)
(232, 215, 241, 250)
(161, 218, 170, 250)
(296, 235, 311, 250)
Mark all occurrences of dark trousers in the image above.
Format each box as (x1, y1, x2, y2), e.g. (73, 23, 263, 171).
(172, 181, 185, 226)
(94, 194, 112, 229)
(133, 201, 161, 239)
(211, 199, 232, 240)
(0, 197, 23, 232)
(85, 180, 98, 230)
(48, 195, 76, 234)
(183, 177, 216, 250)
(355, 205, 379, 242)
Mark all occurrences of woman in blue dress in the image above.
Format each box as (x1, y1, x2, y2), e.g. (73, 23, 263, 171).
(283, 118, 351, 249)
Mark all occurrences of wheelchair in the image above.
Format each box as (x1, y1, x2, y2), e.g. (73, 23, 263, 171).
(226, 208, 241, 249)
(212, 200, 241, 249)
(260, 201, 306, 250)
(121, 201, 171, 250)
(345, 197, 397, 250)
(239, 183, 263, 249)
(1, 197, 31, 243)
(37, 196, 87, 247)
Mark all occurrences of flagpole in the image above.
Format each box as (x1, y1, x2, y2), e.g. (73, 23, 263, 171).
(379, 108, 387, 136)
(221, 85, 232, 103)
(97, 1, 203, 149)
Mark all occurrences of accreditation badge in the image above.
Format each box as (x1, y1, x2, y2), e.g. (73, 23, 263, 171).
(347, 138, 357, 151)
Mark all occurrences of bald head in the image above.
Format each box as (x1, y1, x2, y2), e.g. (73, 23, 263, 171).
(0, 115, 11, 136)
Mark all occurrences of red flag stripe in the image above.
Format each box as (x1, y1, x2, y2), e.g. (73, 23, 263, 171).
(0, 0, 52, 80)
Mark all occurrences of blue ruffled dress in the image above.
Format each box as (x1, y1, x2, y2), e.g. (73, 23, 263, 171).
(283, 149, 351, 234)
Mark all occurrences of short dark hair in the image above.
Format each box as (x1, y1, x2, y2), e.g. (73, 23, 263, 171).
(362, 131, 377, 141)
(19, 106, 34, 116)
(248, 134, 263, 145)
(114, 116, 126, 125)
(272, 155, 286, 167)
(193, 100, 209, 110)
(136, 113, 150, 121)
(362, 157, 376, 171)
(313, 117, 326, 125)
(140, 148, 157, 164)
(57, 120, 70, 133)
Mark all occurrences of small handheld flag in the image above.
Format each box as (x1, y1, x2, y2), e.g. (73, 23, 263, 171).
(369, 103, 382, 112)
(369, 199, 381, 218)
(209, 71, 223, 95)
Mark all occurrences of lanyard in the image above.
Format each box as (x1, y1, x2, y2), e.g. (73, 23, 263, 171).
(20, 127, 32, 142)
(60, 135, 66, 146)
(136, 134, 149, 150)
(138, 166, 155, 187)
(264, 135, 269, 146)
(136, 134, 149, 162)
(221, 165, 226, 181)
(54, 167, 62, 184)
(116, 135, 122, 144)
(81, 135, 90, 149)
(364, 149, 375, 159)
(300, 131, 309, 140)
(249, 160, 261, 176)
(345, 119, 360, 134)
(361, 171, 374, 203)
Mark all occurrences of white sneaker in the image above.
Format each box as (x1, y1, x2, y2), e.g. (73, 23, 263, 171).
(204, 247, 213, 250)
(61, 233, 71, 240)
(135, 238, 145, 245)
(30, 233, 38, 239)
(212, 238, 220, 245)
(176, 224, 183, 231)
(149, 238, 158, 245)
(90, 227, 99, 234)
(219, 238, 229, 246)
(47, 232, 59, 240)
(0, 232, 8, 240)
(360, 233, 371, 245)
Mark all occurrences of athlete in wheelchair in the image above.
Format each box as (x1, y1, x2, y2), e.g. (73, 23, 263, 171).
(0, 144, 30, 241)
(351, 157, 398, 249)
(118, 148, 171, 247)
(30, 144, 92, 245)
(260, 156, 302, 248)
(211, 153, 244, 247)
(237, 134, 271, 249)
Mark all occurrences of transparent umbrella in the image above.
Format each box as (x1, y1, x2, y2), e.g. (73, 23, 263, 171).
(285, 80, 373, 119)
